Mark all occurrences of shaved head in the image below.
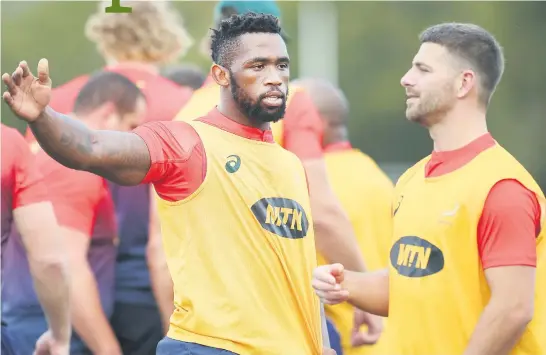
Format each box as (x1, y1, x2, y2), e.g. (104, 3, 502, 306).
(292, 78, 350, 146)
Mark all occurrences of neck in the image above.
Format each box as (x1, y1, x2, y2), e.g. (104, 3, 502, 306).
(217, 93, 270, 131)
(71, 112, 98, 130)
(104, 59, 158, 74)
(428, 106, 488, 152)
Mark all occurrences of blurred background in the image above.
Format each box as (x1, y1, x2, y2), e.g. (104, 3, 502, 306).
(2, 1, 546, 184)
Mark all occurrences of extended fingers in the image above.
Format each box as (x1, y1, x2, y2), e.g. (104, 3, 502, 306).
(2, 73, 17, 96)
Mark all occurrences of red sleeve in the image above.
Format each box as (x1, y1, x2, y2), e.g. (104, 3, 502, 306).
(4, 126, 49, 208)
(38, 154, 103, 235)
(282, 90, 324, 160)
(478, 179, 540, 269)
(132, 121, 206, 202)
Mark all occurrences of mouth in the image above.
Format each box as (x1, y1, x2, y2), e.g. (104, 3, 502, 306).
(406, 95, 419, 104)
(261, 92, 285, 107)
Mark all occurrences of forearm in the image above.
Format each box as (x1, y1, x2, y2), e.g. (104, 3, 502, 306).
(304, 160, 366, 272)
(30, 106, 149, 185)
(147, 242, 174, 333)
(30, 106, 98, 170)
(28, 258, 71, 342)
(15, 203, 71, 342)
(343, 269, 389, 317)
(149, 261, 174, 333)
(70, 264, 120, 354)
(464, 300, 532, 355)
(313, 203, 367, 272)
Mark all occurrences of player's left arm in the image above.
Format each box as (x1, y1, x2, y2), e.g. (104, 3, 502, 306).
(464, 179, 539, 355)
(147, 185, 174, 334)
(283, 91, 366, 272)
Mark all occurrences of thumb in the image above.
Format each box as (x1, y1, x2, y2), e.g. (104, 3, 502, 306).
(37, 58, 51, 86)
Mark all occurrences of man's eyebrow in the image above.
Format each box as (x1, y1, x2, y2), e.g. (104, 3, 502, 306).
(244, 56, 290, 65)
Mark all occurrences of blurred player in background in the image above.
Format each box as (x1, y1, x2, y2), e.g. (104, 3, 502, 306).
(162, 63, 207, 90)
(1, 124, 71, 355)
(2, 11, 336, 354)
(313, 23, 545, 355)
(172, 0, 374, 344)
(6, 71, 146, 355)
(294, 78, 395, 355)
(22, 2, 193, 353)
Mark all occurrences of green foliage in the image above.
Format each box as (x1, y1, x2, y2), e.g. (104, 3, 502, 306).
(2, 1, 545, 185)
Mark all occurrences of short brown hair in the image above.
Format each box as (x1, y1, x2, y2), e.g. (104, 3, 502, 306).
(85, 1, 193, 65)
(420, 23, 504, 106)
(74, 71, 144, 116)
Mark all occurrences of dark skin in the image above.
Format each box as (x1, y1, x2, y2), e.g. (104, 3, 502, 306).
(1, 33, 289, 186)
(4, 51, 337, 355)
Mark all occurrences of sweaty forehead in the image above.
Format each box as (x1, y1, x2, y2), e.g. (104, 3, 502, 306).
(233, 33, 288, 64)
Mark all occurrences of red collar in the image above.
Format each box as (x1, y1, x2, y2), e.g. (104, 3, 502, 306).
(426, 133, 496, 177)
(198, 108, 275, 143)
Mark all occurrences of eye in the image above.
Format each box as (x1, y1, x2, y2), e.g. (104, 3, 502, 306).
(252, 64, 265, 71)
(278, 63, 289, 70)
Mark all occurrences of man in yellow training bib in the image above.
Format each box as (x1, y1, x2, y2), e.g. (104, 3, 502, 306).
(3, 12, 336, 355)
(313, 23, 545, 355)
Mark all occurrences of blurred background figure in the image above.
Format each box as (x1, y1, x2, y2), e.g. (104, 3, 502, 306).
(293, 77, 395, 355)
(5, 71, 146, 355)
(1, 124, 71, 355)
(161, 62, 207, 90)
(21, 2, 194, 354)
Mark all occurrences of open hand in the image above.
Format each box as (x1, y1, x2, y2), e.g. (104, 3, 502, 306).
(2, 58, 52, 122)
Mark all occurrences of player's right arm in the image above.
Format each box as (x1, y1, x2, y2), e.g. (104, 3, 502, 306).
(46, 168, 122, 355)
(30, 106, 150, 186)
(5, 125, 72, 347)
(2, 60, 151, 186)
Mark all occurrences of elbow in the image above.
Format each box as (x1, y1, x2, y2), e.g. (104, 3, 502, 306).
(508, 302, 534, 327)
(29, 255, 69, 280)
(312, 203, 349, 234)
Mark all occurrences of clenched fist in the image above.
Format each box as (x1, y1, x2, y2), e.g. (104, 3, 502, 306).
(312, 263, 349, 305)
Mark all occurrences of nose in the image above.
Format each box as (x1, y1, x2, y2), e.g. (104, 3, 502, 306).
(400, 69, 414, 88)
(264, 67, 284, 87)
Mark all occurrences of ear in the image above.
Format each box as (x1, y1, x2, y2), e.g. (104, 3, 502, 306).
(211, 63, 230, 87)
(457, 70, 476, 99)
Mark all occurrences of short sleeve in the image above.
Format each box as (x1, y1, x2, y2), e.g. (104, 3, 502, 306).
(6, 127, 49, 209)
(477, 179, 540, 269)
(39, 154, 104, 236)
(282, 90, 324, 160)
(132, 121, 206, 202)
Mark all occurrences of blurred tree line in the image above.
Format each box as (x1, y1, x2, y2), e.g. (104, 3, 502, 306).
(2, 1, 545, 187)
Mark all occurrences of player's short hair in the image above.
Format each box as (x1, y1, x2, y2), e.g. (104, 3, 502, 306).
(74, 72, 144, 116)
(162, 63, 207, 90)
(85, 1, 193, 65)
(210, 12, 283, 68)
(419, 23, 505, 106)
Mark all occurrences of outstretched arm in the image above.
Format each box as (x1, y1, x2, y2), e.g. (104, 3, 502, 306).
(30, 107, 150, 185)
(3, 59, 150, 185)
